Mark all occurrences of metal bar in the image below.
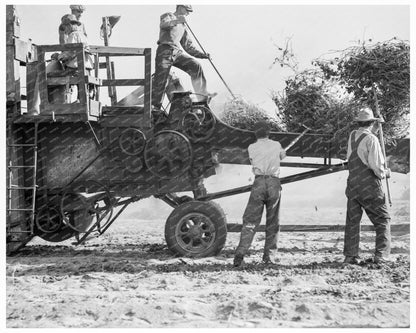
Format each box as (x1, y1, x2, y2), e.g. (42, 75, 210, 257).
(99, 201, 131, 235)
(143, 48, 152, 128)
(8, 165, 36, 168)
(7, 186, 37, 190)
(156, 194, 180, 208)
(77, 200, 132, 245)
(280, 162, 337, 168)
(199, 163, 346, 201)
(7, 144, 37, 147)
(76, 211, 109, 245)
(86, 121, 101, 147)
(111, 195, 144, 207)
(7, 208, 33, 211)
(29, 122, 38, 234)
(65, 149, 106, 188)
(226, 223, 409, 233)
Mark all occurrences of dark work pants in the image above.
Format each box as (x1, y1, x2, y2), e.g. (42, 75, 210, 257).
(344, 191, 391, 258)
(152, 44, 207, 107)
(236, 177, 282, 257)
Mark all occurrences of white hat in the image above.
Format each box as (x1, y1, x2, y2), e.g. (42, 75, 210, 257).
(354, 107, 383, 123)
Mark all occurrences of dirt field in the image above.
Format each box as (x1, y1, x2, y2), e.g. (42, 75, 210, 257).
(6, 215, 410, 328)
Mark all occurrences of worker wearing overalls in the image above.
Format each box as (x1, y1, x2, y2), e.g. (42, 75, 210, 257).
(344, 107, 391, 265)
(234, 121, 286, 267)
(152, 5, 212, 109)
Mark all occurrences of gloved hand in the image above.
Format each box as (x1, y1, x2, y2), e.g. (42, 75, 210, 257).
(200, 53, 211, 60)
(385, 168, 391, 179)
(50, 52, 60, 61)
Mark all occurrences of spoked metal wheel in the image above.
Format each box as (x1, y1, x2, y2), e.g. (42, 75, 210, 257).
(181, 105, 216, 142)
(165, 200, 227, 257)
(34, 199, 77, 242)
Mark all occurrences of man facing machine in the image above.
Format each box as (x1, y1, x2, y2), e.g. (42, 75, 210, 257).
(234, 120, 286, 267)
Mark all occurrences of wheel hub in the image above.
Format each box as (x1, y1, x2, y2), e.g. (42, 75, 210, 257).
(175, 213, 215, 253)
(189, 225, 203, 238)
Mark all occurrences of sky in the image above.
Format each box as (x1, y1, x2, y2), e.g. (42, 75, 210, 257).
(13, 2, 410, 116)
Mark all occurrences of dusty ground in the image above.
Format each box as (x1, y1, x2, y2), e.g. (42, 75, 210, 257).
(6, 215, 410, 328)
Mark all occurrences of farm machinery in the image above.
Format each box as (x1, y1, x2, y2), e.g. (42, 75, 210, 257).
(6, 6, 410, 256)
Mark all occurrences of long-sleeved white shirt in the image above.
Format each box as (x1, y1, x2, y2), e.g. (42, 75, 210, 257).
(347, 128, 386, 179)
(248, 138, 286, 177)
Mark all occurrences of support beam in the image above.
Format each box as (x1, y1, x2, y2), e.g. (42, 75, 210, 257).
(226, 223, 410, 233)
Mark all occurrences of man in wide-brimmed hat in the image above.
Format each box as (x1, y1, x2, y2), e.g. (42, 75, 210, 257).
(343, 107, 391, 265)
(233, 120, 286, 267)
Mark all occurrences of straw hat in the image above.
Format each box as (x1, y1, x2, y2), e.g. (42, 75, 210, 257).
(354, 107, 383, 123)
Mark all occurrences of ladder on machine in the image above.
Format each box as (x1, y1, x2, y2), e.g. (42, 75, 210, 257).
(7, 122, 39, 246)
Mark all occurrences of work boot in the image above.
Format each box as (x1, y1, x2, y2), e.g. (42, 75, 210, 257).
(233, 254, 244, 267)
(206, 92, 217, 104)
(199, 92, 217, 104)
(343, 256, 360, 265)
(373, 256, 393, 265)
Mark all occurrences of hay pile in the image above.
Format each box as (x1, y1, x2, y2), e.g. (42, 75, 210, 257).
(221, 39, 409, 149)
(220, 97, 285, 132)
(314, 38, 410, 143)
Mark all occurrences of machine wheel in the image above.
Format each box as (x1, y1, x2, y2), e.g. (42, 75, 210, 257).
(118, 128, 146, 156)
(181, 105, 216, 142)
(164, 201, 227, 258)
(34, 204, 77, 242)
(35, 205, 62, 233)
(144, 130, 193, 179)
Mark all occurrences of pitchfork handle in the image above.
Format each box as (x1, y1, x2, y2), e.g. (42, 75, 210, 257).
(284, 126, 311, 152)
(184, 22, 236, 99)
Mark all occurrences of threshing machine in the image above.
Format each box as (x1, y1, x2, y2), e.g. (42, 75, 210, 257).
(6, 6, 409, 256)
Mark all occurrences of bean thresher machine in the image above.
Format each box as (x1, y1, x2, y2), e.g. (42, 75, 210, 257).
(6, 6, 409, 256)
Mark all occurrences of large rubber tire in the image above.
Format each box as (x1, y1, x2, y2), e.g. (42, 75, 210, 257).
(165, 201, 227, 258)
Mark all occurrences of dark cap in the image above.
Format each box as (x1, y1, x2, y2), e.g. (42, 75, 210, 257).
(253, 120, 271, 138)
(177, 5, 193, 12)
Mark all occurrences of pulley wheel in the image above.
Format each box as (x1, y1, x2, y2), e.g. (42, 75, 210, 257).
(118, 128, 146, 156)
(181, 105, 216, 142)
(35, 205, 63, 234)
(144, 130, 193, 179)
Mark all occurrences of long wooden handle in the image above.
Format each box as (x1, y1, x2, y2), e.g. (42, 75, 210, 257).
(373, 87, 392, 206)
(284, 126, 310, 152)
(184, 22, 236, 99)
